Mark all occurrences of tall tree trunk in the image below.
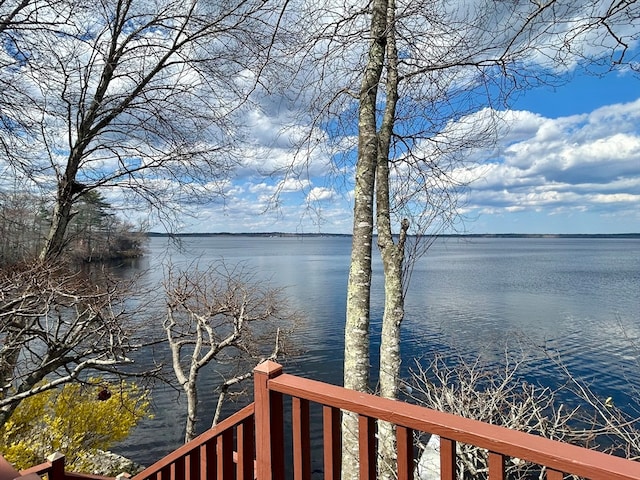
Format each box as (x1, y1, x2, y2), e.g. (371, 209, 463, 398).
(342, 0, 388, 478)
(40, 152, 84, 262)
(40, 189, 74, 261)
(376, 222, 407, 480)
(374, 2, 404, 477)
(39, 29, 113, 263)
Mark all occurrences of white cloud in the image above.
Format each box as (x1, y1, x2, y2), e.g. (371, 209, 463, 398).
(166, 94, 640, 234)
(456, 98, 640, 230)
(307, 187, 335, 202)
(248, 182, 275, 194)
(278, 178, 312, 193)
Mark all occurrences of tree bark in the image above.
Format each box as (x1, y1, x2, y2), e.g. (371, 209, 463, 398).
(185, 380, 198, 443)
(40, 175, 81, 261)
(374, 1, 404, 477)
(342, 0, 388, 478)
(0, 331, 24, 425)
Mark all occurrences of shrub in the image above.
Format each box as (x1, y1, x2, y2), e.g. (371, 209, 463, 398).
(0, 378, 151, 473)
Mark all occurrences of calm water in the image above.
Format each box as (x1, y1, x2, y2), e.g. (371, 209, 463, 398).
(113, 235, 640, 466)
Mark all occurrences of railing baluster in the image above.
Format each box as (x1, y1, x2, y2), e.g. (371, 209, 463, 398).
(440, 438, 456, 480)
(237, 415, 255, 480)
(358, 415, 376, 480)
(204, 438, 217, 480)
(174, 455, 186, 480)
(323, 405, 341, 480)
(488, 452, 506, 480)
(217, 429, 234, 480)
(292, 397, 311, 480)
(547, 468, 564, 480)
(396, 426, 414, 480)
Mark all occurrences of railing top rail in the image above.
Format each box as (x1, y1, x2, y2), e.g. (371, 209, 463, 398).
(65, 473, 115, 480)
(131, 403, 255, 480)
(20, 460, 114, 480)
(19, 462, 53, 477)
(269, 372, 640, 480)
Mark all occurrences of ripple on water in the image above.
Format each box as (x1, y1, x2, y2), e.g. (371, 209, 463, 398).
(112, 236, 640, 467)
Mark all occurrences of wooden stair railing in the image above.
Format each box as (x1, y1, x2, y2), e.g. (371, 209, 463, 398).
(16, 453, 118, 480)
(2, 453, 44, 480)
(132, 404, 255, 480)
(92, 361, 640, 480)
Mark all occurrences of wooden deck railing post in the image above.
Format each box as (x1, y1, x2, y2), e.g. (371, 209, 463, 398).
(254, 361, 285, 480)
(46, 453, 65, 480)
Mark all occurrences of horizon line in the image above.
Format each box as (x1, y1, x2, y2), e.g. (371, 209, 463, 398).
(146, 232, 640, 238)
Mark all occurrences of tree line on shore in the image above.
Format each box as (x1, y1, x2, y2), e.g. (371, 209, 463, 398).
(0, 190, 143, 264)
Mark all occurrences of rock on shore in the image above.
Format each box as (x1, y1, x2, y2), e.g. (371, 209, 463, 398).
(76, 450, 145, 477)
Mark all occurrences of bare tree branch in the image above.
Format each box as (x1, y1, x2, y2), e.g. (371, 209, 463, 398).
(163, 260, 298, 442)
(0, 260, 160, 427)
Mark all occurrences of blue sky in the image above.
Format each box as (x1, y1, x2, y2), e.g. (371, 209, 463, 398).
(461, 71, 640, 234)
(515, 71, 640, 117)
(158, 66, 639, 235)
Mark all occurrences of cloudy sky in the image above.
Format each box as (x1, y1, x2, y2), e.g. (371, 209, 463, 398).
(3, 1, 636, 236)
(458, 73, 640, 235)
(166, 65, 640, 235)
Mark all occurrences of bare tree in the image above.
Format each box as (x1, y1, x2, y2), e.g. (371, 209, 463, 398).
(163, 261, 298, 443)
(268, 0, 640, 478)
(408, 351, 640, 479)
(0, 261, 155, 427)
(0, 0, 285, 440)
(0, 0, 283, 261)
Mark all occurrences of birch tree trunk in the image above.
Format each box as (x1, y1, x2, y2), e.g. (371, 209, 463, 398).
(341, 0, 388, 477)
(373, 2, 406, 477)
(376, 217, 408, 480)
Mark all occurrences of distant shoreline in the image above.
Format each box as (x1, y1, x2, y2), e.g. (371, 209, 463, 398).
(146, 232, 640, 239)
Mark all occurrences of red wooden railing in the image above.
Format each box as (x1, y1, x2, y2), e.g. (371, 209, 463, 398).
(19, 453, 65, 480)
(133, 404, 256, 480)
(130, 360, 640, 480)
(19, 453, 119, 480)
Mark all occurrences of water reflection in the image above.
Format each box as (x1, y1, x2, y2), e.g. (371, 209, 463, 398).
(113, 236, 640, 466)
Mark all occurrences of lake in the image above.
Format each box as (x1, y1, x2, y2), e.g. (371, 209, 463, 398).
(112, 235, 640, 466)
